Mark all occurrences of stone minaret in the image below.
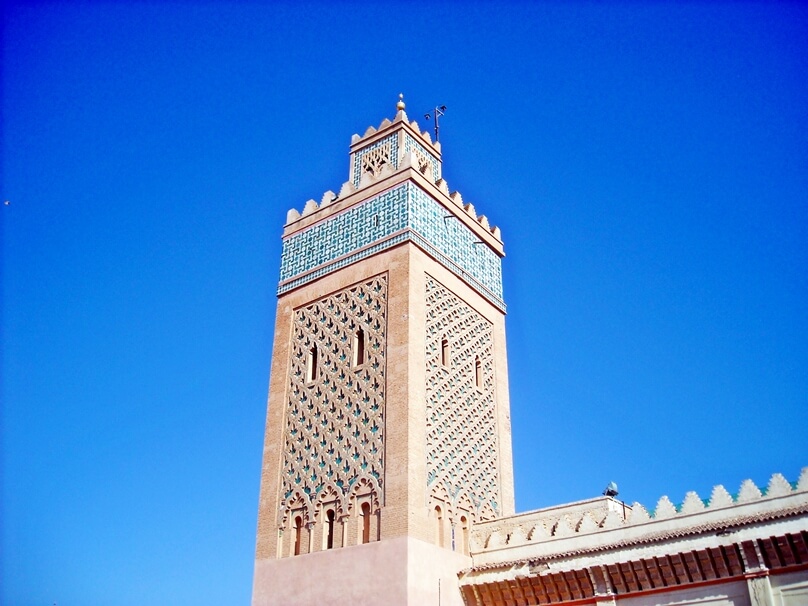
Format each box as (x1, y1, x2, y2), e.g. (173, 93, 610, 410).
(252, 97, 514, 606)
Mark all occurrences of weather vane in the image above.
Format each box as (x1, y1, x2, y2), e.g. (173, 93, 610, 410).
(424, 104, 447, 141)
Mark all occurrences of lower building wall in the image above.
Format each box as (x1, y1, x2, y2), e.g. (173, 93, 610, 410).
(582, 570, 808, 606)
(617, 580, 750, 606)
(252, 536, 471, 606)
(771, 569, 808, 606)
(407, 536, 472, 606)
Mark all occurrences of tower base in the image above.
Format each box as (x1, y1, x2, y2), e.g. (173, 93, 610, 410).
(252, 536, 471, 606)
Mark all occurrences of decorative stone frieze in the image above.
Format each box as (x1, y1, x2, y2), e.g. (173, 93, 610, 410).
(425, 275, 501, 524)
(278, 275, 388, 527)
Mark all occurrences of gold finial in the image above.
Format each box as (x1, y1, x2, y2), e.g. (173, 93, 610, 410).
(396, 93, 405, 111)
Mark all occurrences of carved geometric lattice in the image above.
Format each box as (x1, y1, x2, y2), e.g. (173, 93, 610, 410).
(361, 140, 392, 177)
(425, 275, 500, 521)
(412, 146, 431, 174)
(279, 275, 387, 525)
(403, 132, 440, 181)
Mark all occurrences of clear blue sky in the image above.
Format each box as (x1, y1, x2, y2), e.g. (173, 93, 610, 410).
(2, 2, 806, 605)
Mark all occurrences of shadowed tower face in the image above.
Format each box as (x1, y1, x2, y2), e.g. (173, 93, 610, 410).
(252, 98, 514, 606)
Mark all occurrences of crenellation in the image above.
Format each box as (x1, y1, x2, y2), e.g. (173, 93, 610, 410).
(629, 502, 651, 523)
(797, 467, 808, 491)
(357, 168, 374, 190)
(554, 515, 576, 537)
(708, 484, 734, 508)
(320, 190, 336, 207)
(601, 508, 623, 529)
(468, 532, 484, 552)
(679, 491, 706, 514)
(509, 525, 529, 546)
(337, 180, 355, 198)
(577, 512, 600, 533)
(737, 478, 763, 502)
(302, 198, 318, 216)
(486, 530, 505, 549)
(397, 149, 416, 171)
(465, 469, 808, 560)
(766, 473, 793, 497)
(530, 521, 551, 539)
(349, 109, 439, 159)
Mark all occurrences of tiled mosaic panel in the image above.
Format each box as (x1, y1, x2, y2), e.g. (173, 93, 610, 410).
(351, 134, 399, 187)
(279, 233, 410, 296)
(404, 133, 441, 181)
(280, 185, 409, 281)
(407, 186, 502, 298)
(279, 182, 503, 308)
(424, 275, 500, 521)
(279, 276, 387, 524)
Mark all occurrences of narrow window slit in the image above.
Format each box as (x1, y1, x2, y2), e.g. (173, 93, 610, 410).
(441, 337, 449, 367)
(307, 346, 318, 382)
(352, 329, 365, 368)
(293, 516, 303, 556)
(326, 509, 335, 549)
(361, 502, 371, 544)
(435, 505, 444, 547)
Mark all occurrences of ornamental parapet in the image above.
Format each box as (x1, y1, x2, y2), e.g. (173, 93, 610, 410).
(469, 468, 808, 561)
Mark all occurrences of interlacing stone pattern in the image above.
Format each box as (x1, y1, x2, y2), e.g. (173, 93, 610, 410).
(279, 275, 388, 526)
(404, 133, 440, 180)
(425, 275, 500, 523)
(352, 135, 397, 187)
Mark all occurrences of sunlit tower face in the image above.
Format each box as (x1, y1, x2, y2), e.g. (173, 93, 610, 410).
(252, 98, 513, 606)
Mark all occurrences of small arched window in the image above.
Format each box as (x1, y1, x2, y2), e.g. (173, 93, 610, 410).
(293, 515, 303, 556)
(306, 346, 318, 382)
(361, 502, 371, 544)
(441, 337, 449, 367)
(475, 356, 482, 389)
(352, 329, 365, 368)
(325, 509, 335, 550)
(460, 515, 470, 555)
(435, 505, 444, 547)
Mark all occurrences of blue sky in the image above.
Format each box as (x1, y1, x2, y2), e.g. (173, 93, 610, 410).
(2, 2, 806, 605)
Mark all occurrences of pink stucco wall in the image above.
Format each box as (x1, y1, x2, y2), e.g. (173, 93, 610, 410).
(252, 536, 470, 606)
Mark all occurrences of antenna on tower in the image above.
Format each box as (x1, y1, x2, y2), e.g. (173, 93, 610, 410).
(424, 104, 447, 141)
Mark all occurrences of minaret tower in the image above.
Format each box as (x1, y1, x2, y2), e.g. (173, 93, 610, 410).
(252, 96, 514, 606)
